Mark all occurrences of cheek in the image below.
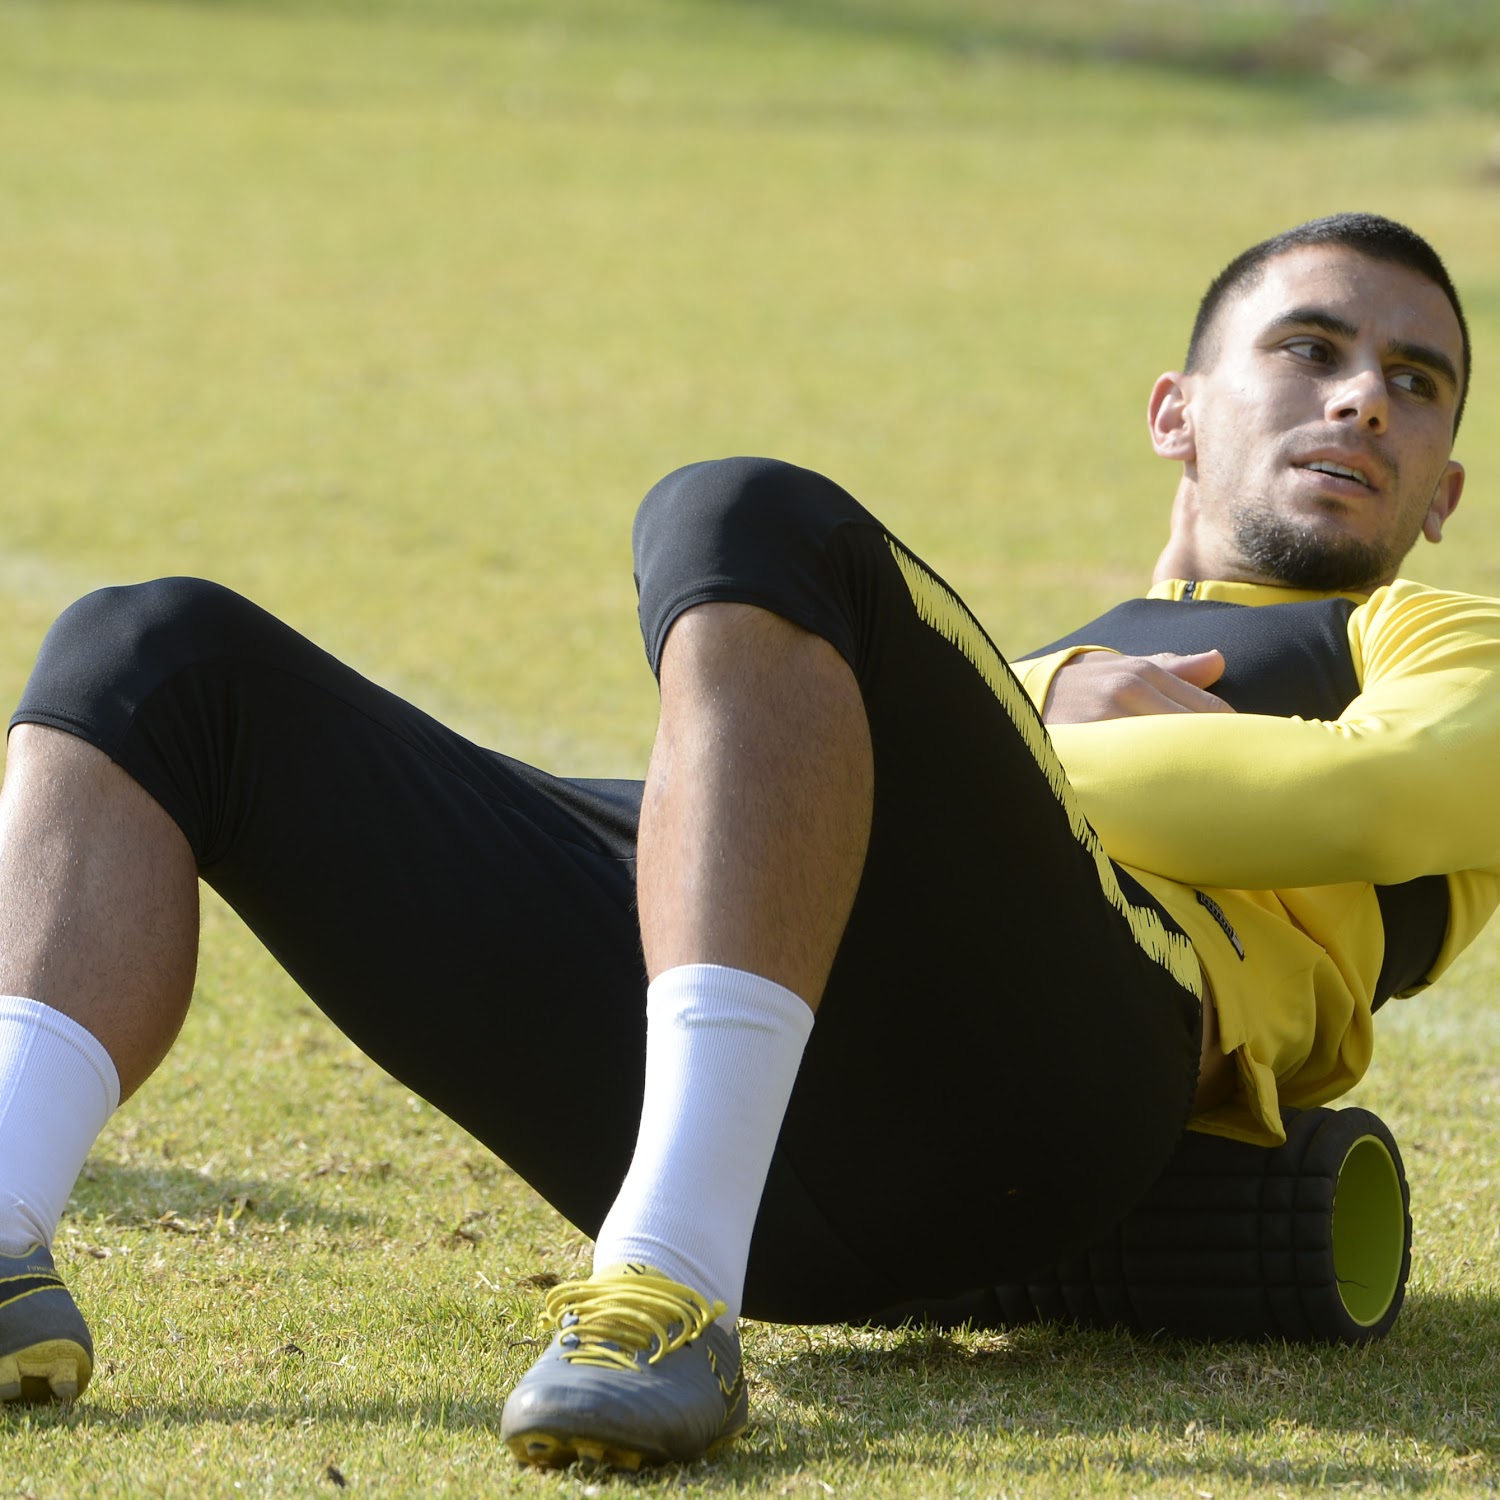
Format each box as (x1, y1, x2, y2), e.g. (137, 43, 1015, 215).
(1196, 400, 1265, 468)
(1406, 434, 1455, 496)
(1214, 376, 1289, 433)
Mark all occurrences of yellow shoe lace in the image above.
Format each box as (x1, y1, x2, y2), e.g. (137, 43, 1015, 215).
(543, 1265, 727, 1373)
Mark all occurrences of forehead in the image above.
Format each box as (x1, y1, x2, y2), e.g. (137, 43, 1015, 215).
(1219, 244, 1464, 368)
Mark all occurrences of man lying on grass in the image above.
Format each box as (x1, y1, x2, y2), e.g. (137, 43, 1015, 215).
(0, 211, 1493, 1471)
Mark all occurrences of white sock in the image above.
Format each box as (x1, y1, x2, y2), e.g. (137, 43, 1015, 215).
(0, 996, 120, 1257)
(592, 964, 814, 1326)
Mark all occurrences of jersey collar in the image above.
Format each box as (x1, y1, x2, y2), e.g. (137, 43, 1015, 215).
(1148, 578, 1372, 606)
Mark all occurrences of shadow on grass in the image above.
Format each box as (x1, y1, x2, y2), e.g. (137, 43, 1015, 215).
(751, 1289, 1500, 1480)
(138, 0, 1500, 103)
(67, 1160, 378, 1234)
(2, 1392, 510, 1434)
(6, 1292, 1493, 1489)
(718, 0, 1500, 87)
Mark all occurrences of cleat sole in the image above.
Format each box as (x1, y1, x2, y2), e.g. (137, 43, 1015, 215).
(506, 1430, 649, 1471)
(506, 1424, 743, 1472)
(0, 1340, 92, 1404)
(575, 1440, 645, 1472)
(507, 1430, 573, 1468)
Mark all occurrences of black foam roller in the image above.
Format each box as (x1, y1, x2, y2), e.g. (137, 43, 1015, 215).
(870, 1106, 1411, 1344)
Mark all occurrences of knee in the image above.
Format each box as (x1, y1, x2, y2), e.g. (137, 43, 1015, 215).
(632, 458, 869, 641)
(38, 576, 260, 670)
(20, 578, 271, 731)
(634, 458, 844, 568)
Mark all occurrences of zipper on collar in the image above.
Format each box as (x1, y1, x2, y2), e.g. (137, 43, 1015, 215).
(1182, 580, 1198, 600)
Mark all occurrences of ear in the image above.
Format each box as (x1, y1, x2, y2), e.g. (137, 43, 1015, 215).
(1422, 460, 1464, 544)
(1148, 373, 1196, 462)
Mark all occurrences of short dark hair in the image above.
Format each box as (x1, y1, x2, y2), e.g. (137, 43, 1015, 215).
(1185, 212, 1471, 433)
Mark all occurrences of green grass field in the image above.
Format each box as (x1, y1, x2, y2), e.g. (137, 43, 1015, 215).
(2, 0, 1499, 1492)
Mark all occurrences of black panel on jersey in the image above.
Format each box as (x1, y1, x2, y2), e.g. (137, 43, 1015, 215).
(1020, 596, 1361, 718)
(1020, 594, 1447, 1006)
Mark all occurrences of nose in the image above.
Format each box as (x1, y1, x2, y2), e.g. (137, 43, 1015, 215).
(1328, 364, 1388, 433)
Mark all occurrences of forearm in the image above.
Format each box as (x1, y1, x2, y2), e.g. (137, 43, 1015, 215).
(1052, 701, 1500, 888)
(1034, 582, 1500, 889)
(1013, 647, 1107, 715)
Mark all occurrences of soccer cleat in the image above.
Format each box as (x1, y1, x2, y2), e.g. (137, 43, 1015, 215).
(0, 1244, 94, 1403)
(501, 1263, 748, 1470)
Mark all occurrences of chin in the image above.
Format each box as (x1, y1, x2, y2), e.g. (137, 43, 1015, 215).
(1232, 513, 1396, 593)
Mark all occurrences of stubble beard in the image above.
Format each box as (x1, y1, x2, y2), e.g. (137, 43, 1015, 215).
(1229, 504, 1403, 594)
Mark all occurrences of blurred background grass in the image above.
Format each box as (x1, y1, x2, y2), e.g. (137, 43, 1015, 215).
(2, 1, 1499, 1493)
(5, 0, 1500, 767)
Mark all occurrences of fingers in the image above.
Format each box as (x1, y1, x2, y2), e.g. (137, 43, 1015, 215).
(1042, 650, 1235, 725)
(1151, 649, 1227, 689)
(1135, 655, 1235, 715)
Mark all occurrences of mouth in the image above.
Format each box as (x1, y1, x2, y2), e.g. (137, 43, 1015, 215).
(1295, 457, 1376, 491)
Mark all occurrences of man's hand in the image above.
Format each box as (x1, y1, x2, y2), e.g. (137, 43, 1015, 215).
(1042, 650, 1233, 725)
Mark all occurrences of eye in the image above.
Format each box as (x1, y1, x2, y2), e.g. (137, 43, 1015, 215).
(1282, 337, 1332, 364)
(1390, 369, 1438, 399)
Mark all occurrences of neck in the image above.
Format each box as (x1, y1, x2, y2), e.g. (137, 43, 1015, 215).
(1152, 479, 1217, 584)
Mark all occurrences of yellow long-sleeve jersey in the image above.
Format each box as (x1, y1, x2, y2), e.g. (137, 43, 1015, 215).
(1014, 576, 1500, 1146)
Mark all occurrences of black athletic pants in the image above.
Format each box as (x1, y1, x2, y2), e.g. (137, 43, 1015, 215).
(11, 457, 1202, 1324)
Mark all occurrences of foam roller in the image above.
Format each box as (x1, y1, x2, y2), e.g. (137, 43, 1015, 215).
(872, 1106, 1411, 1344)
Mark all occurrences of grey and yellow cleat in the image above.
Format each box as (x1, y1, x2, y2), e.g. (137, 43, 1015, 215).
(501, 1263, 747, 1470)
(0, 1244, 93, 1403)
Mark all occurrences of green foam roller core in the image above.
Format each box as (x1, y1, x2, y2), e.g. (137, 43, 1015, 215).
(1332, 1133, 1406, 1327)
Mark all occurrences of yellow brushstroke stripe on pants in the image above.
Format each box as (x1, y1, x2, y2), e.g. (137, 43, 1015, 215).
(887, 540, 1203, 998)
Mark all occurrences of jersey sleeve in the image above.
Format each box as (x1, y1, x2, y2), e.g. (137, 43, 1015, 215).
(1011, 646, 1115, 715)
(1046, 581, 1500, 889)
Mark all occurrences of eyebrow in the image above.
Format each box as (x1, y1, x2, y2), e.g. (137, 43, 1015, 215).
(1268, 305, 1461, 392)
